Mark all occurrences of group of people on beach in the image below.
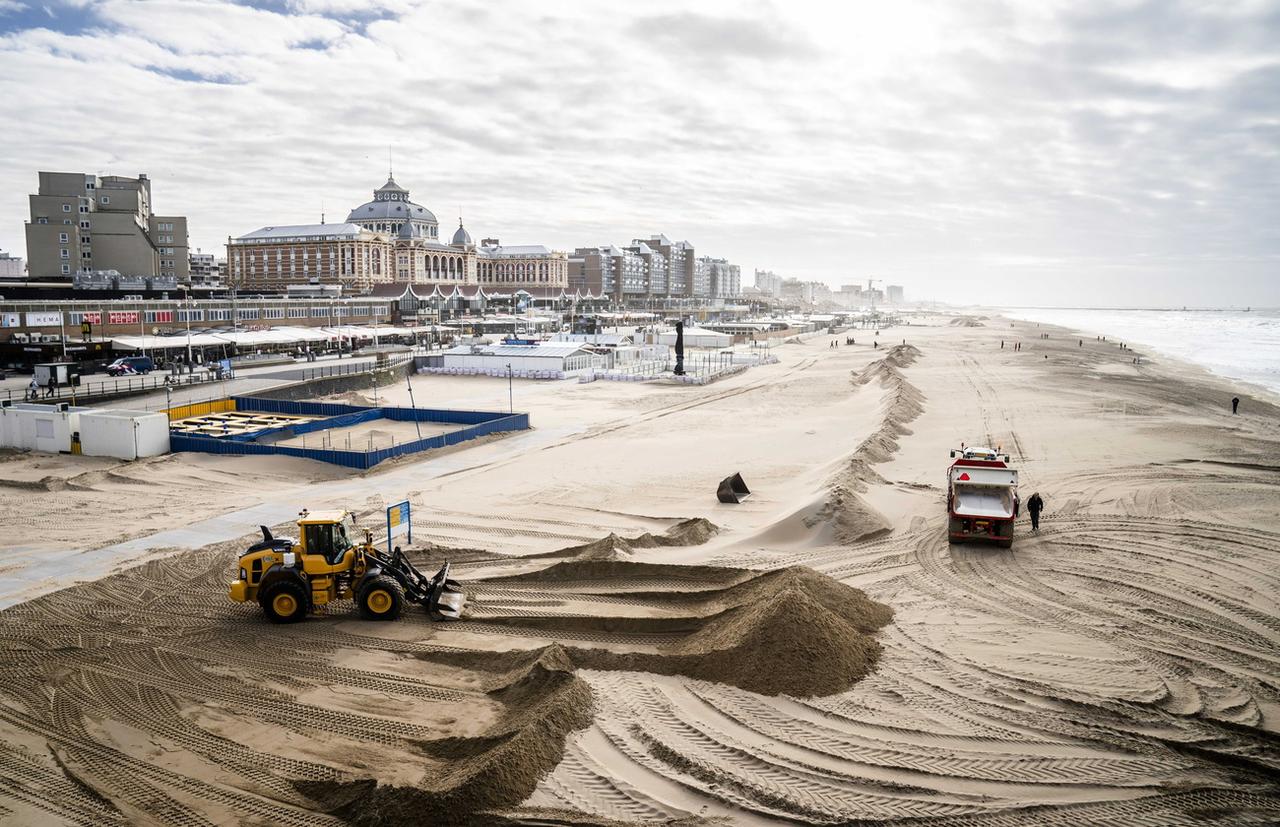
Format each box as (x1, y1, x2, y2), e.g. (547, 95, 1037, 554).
(830, 332, 885, 349)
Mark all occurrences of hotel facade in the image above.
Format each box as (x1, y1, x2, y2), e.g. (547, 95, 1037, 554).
(228, 176, 567, 295)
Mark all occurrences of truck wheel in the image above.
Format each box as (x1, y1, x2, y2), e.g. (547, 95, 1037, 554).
(358, 576, 404, 621)
(260, 581, 308, 624)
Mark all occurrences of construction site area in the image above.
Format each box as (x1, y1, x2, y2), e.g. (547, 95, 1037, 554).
(0, 315, 1278, 826)
(165, 397, 529, 470)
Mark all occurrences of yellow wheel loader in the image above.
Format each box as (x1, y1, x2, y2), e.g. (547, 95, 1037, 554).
(228, 509, 465, 624)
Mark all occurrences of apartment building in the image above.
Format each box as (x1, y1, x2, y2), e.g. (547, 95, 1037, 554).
(754, 269, 783, 297)
(569, 245, 650, 301)
(24, 172, 189, 281)
(188, 250, 224, 285)
(699, 256, 742, 299)
(639, 235, 700, 297)
(627, 241, 667, 297)
(0, 251, 24, 278)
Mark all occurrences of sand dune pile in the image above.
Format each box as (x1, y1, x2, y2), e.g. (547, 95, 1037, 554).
(789, 345, 927, 544)
(949, 316, 985, 326)
(300, 646, 593, 826)
(539, 517, 718, 561)
(849, 344, 925, 472)
(471, 561, 893, 697)
(755, 347, 926, 547)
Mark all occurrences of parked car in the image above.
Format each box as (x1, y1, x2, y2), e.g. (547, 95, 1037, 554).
(106, 356, 155, 376)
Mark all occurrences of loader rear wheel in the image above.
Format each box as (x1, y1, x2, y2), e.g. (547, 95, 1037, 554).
(260, 581, 308, 624)
(358, 576, 404, 621)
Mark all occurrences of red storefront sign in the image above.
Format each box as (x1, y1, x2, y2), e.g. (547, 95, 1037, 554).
(109, 311, 139, 325)
(153, 310, 173, 323)
(81, 312, 101, 324)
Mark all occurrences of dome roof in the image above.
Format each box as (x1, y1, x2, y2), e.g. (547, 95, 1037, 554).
(347, 199, 438, 224)
(346, 176, 438, 225)
(451, 221, 473, 246)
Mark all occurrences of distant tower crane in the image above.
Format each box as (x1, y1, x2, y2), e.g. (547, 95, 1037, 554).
(866, 278, 884, 309)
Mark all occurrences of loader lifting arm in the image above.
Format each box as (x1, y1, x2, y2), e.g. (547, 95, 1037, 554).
(367, 547, 465, 621)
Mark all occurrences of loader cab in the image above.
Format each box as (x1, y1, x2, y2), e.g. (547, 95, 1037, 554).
(298, 510, 359, 567)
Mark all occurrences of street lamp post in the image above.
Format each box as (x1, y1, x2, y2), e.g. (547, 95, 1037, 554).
(506, 362, 513, 413)
(182, 286, 193, 366)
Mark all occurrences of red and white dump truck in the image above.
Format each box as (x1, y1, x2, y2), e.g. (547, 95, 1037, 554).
(947, 445, 1019, 547)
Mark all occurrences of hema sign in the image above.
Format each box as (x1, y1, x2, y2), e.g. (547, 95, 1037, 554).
(26, 311, 62, 327)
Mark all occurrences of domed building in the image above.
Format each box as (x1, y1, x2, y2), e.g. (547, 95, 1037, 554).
(228, 174, 568, 296)
(347, 176, 439, 240)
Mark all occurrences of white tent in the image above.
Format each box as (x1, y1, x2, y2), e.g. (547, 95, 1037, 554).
(110, 322, 440, 353)
(657, 326, 732, 349)
(110, 333, 227, 350)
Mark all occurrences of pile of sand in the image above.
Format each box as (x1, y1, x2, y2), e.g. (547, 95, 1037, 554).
(539, 517, 719, 561)
(473, 561, 893, 697)
(298, 646, 593, 826)
(330, 390, 375, 406)
(949, 316, 985, 327)
(816, 482, 893, 543)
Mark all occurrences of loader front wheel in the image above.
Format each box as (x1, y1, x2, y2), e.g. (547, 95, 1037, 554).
(358, 576, 404, 621)
(261, 581, 308, 624)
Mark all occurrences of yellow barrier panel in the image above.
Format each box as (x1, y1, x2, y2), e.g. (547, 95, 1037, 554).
(164, 398, 236, 421)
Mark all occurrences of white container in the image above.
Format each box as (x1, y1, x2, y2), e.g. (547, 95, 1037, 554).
(79, 409, 170, 460)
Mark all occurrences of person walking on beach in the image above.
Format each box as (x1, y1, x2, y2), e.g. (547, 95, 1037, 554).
(1232, 396, 1240, 414)
(1027, 492, 1044, 532)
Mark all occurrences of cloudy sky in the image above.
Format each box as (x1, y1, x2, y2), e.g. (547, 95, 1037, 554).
(1, 0, 1277, 306)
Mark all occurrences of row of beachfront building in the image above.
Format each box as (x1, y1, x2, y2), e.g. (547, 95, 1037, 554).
(21, 170, 741, 306)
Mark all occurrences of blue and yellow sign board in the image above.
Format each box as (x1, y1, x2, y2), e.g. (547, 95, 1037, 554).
(386, 500, 411, 553)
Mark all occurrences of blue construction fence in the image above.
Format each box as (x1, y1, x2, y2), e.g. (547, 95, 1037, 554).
(168, 396, 529, 470)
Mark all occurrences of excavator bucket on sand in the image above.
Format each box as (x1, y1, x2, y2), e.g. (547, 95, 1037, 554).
(717, 473, 751, 504)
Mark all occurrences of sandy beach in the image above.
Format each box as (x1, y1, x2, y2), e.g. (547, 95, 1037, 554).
(1, 314, 1278, 825)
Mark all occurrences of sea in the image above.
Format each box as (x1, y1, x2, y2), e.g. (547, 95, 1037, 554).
(999, 307, 1280, 397)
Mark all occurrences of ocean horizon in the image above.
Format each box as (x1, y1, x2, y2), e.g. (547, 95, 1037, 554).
(998, 306, 1280, 397)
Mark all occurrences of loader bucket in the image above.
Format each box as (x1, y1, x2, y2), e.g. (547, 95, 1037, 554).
(426, 562, 466, 621)
(717, 472, 751, 504)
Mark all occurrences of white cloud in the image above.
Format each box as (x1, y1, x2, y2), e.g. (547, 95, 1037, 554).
(0, 0, 1276, 306)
